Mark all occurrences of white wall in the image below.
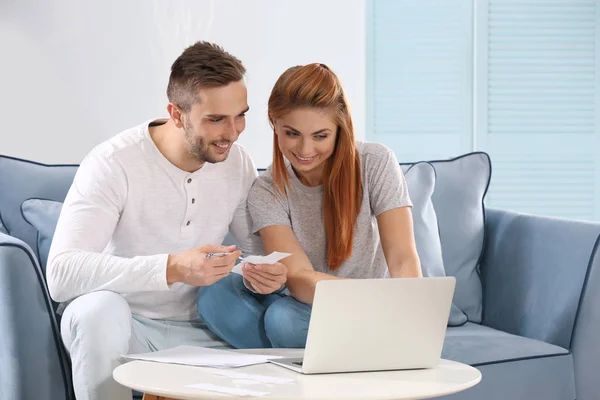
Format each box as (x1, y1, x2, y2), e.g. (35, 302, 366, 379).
(0, 0, 366, 168)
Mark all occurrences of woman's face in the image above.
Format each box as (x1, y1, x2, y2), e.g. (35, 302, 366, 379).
(275, 107, 338, 186)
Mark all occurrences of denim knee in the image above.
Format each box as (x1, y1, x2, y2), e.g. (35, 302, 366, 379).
(197, 274, 245, 318)
(264, 296, 311, 348)
(197, 274, 273, 349)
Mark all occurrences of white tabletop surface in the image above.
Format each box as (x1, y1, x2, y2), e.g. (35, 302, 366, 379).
(113, 348, 481, 400)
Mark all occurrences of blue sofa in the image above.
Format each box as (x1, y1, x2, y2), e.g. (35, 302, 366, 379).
(1, 152, 599, 400)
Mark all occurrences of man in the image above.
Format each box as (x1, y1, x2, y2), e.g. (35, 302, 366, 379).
(46, 41, 286, 400)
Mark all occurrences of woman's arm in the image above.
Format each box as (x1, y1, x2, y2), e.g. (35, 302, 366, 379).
(258, 225, 343, 304)
(377, 207, 422, 278)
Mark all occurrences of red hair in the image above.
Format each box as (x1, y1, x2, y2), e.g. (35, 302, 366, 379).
(268, 63, 362, 270)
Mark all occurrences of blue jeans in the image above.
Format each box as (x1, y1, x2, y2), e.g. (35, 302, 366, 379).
(197, 274, 312, 348)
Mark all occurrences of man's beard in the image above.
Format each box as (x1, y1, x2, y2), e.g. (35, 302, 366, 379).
(183, 120, 229, 164)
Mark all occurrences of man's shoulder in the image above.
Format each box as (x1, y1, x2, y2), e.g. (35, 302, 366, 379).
(73, 120, 157, 187)
(214, 142, 259, 183)
(85, 120, 149, 165)
(226, 142, 255, 167)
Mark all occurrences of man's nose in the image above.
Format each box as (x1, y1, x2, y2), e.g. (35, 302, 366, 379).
(223, 119, 238, 140)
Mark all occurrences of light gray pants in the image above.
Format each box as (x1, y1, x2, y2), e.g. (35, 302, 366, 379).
(60, 291, 228, 400)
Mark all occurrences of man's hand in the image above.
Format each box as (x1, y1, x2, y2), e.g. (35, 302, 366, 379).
(242, 262, 287, 294)
(167, 244, 241, 286)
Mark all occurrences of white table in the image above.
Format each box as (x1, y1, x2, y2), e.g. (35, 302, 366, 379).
(113, 349, 481, 400)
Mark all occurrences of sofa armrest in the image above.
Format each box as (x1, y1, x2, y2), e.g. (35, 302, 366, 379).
(570, 226, 600, 400)
(480, 208, 600, 351)
(0, 232, 73, 400)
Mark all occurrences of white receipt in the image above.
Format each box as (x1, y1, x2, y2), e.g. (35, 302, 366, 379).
(240, 251, 291, 265)
(211, 370, 294, 384)
(232, 251, 291, 275)
(185, 383, 269, 396)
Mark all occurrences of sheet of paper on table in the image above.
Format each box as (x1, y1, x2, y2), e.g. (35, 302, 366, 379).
(210, 370, 295, 384)
(185, 383, 269, 397)
(121, 345, 283, 368)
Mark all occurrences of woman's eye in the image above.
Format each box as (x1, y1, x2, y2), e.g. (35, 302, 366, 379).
(285, 131, 299, 137)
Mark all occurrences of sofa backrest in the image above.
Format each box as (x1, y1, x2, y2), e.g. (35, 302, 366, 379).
(0, 152, 491, 324)
(0, 156, 77, 254)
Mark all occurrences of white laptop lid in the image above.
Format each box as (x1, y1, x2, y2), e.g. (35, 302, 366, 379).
(302, 277, 456, 374)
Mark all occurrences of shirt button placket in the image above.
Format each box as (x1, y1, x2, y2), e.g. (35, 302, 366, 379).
(185, 177, 193, 228)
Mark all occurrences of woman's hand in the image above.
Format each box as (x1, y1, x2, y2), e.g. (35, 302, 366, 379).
(242, 261, 288, 294)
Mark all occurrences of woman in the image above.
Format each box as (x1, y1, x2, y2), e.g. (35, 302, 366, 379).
(198, 63, 422, 348)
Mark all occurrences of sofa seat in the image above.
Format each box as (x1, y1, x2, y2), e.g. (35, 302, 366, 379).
(441, 322, 575, 399)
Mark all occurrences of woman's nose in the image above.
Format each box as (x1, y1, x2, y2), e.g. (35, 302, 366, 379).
(298, 139, 313, 156)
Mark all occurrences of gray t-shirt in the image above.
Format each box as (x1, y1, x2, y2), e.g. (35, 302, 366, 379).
(247, 142, 412, 279)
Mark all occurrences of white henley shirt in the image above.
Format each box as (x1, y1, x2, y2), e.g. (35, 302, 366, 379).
(46, 119, 262, 321)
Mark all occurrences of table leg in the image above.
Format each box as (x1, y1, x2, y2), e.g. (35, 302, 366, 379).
(142, 394, 178, 400)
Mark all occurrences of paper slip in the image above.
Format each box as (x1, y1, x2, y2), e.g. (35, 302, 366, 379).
(211, 370, 294, 384)
(240, 251, 292, 265)
(121, 345, 282, 368)
(185, 383, 269, 397)
(233, 251, 292, 275)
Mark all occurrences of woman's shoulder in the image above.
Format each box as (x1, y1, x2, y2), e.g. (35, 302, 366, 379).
(248, 165, 283, 200)
(250, 166, 274, 191)
(356, 140, 395, 158)
(356, 141, 398, 172)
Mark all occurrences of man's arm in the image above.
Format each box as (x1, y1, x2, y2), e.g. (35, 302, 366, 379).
(46, 153, 170, 303)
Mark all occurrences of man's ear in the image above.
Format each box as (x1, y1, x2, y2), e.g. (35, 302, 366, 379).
(167, 103, 184, 128)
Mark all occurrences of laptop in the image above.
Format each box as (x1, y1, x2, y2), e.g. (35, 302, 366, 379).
(269, 277, 455, 374)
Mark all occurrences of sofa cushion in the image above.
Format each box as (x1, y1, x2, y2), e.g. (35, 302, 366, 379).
(402, 152, 490, 323)
(442, 323, 574, 400)
(429, 152, 490, 323)
(442, 322, 569, 366)
(21, 199, 63, 273)
(404, 162, 467, 326)
(0, 156, 77, 255)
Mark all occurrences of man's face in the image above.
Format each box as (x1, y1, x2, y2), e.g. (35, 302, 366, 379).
(181, 80, 248, 164)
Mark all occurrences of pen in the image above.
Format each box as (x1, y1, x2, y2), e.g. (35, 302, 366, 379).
(205, 251, 234, 259)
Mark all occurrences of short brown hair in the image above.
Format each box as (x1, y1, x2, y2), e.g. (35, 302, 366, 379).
(167, 41, 246, 112)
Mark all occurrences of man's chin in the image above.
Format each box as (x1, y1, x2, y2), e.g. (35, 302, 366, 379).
(204, 148, 230, 164)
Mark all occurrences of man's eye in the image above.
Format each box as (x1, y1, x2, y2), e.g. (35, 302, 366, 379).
(211, 118, 223, 123)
